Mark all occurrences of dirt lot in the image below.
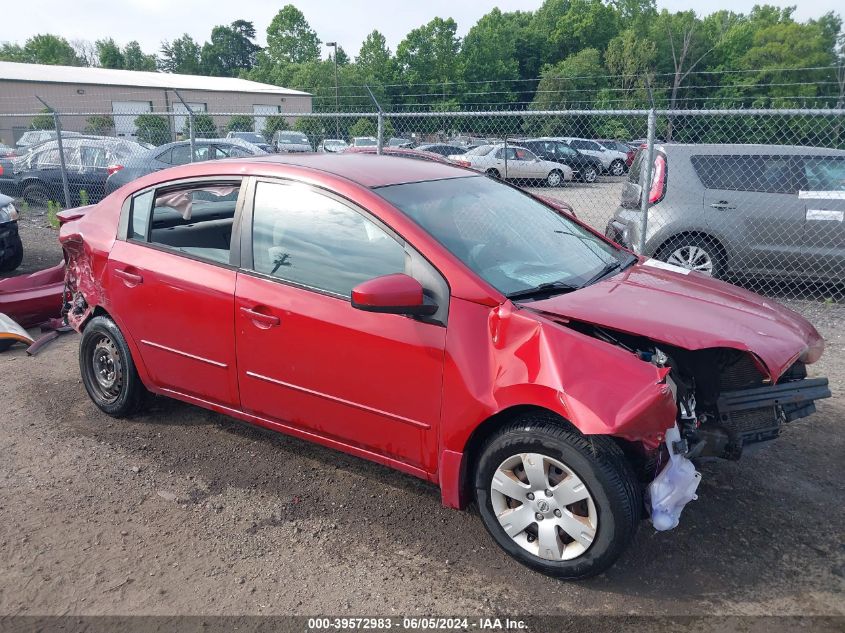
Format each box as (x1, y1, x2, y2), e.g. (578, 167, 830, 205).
(1, 204, 843, 619)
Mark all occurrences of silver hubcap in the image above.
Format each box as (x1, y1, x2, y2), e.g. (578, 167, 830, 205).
(547, 171, 561, 187)
(611, 161, 624, 175)
(491, 453, 598, 561)
(92, 336, 123, 402)
(666, 245, 714, 275)
(585, 169, 596, 182)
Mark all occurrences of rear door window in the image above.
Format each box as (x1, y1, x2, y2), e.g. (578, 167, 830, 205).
(691, 155, 804, 194)
(802, 157, 845, 192)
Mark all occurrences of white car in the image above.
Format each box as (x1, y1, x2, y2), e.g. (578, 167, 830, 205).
(318, 139, 349, 153)
(448, 144, 573, 187)
(558, 137, 628, 176)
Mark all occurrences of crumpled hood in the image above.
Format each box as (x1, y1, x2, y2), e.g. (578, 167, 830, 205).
(525, 260, 823, 382)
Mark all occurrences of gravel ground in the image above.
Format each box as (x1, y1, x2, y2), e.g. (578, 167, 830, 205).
(0, 203, 843, 619)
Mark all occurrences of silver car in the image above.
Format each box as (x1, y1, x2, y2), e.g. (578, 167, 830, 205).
(606, 143, 845, 280)
(272, 131, 312, 153)
(448, 144, 573, 187)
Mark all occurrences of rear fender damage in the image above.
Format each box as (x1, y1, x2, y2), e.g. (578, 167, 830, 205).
(61, 234, 103, 331)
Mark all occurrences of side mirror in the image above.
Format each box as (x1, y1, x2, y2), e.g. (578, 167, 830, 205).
(351, 273, 438, 316)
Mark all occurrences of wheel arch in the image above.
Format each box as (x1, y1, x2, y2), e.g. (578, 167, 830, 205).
(653, 230, 730, 267)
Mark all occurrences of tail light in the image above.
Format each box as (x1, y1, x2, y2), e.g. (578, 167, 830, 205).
(106, 164, 123, 176)
(648, 154, 667, 204)
(0, 165, 3, 176)
(452, 159, 471, 168)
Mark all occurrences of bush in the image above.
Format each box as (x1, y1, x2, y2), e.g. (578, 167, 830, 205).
(226, 115, 254, 133)
(185, 113, 218, 139)
(85, 115, 114, 136)
(135, 114, 170, 146)
(31, 108, 55, 131)
(262, 115, 289, 140)
(348, 118, 376, 138)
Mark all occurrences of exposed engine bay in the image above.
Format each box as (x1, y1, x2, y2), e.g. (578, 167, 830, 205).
(571, 322, 832, 530)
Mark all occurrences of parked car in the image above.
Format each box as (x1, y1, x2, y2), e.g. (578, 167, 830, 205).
(57, 153, 829, 578)
(105, 138, 267, 195)
(225, 131, 273, 153)
(597, 139, 636, 171)
(449, 143, 573, 186)
(520, 139, 603, 183)
(272, 131, 312, 153)
(0, 192, 22, 272)
(350, 136, 378, 148)
(0, 155, 18, 197)
(11, 136, 147, 206)
(317, 139, 349, 153)
(15, 130, 81, 150)
(558, 137, 628, 176)
(387, 137, 414, 148)
(606, 144, 845, 281)
(415, 143, 467, 157)
(0, 143, 17, 158)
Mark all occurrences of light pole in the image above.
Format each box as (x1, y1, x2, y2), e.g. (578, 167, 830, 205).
(326, 41, 340, 138)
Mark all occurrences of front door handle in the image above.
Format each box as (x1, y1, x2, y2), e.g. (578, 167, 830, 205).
(114, 268, 143, 286)
(710, 201, 736, 210)
(240, 306, 280, 328)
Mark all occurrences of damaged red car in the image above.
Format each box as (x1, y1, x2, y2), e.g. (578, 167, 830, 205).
(58, 154, 830, 579)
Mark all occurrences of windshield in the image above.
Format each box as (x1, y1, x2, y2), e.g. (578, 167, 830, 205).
(233, 132, 265, 143)
(377, 176, 625, 297)
(280, 134, 308, 144)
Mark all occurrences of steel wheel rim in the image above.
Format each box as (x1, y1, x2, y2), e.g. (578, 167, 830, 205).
(547, 171, 562, 187)
(90, 335, 124, 403)
(666, 245, 714, 275)
(490, 452, 598, 561)
(584, 168, 596, 182)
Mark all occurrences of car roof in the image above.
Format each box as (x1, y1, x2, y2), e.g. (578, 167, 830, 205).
(659, 143, 845, 157)
(242, 153, 476, 188)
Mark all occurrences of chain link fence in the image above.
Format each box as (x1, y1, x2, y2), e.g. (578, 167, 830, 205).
(0, 102, 843, 301)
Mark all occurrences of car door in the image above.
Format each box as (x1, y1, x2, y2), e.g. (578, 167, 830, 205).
(695, 154, 806, 275)
(234, 178, 447, 471)
(76, 145, 110, 202)
(799, 154, 845, 280)
(106, 178, 244, 407)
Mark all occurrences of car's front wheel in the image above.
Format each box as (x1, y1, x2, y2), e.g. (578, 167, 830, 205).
(657, 234, 726, 278)
(609, 160, 626, 176)
(546, 170, 564, 187)
(475, 413, 641, 579)
(79, 316, 145, 417)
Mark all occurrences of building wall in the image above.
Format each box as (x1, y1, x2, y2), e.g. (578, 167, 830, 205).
(0, 80, 312, 145)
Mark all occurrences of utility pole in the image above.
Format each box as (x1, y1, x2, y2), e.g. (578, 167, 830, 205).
(326, 42, 340, 138)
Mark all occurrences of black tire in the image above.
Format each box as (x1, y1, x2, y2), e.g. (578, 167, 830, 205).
(22, 181, 52, 208)
(485, 168, 501, 179)
(79, 316, 145, 417)
(546, 169, 564, 188)
(581, 166, 598, 183)
(609, 159, 626, 176)
(656, 234, 726, 279)
(0, 233, 23, 272)
(474, 412, 641, 579)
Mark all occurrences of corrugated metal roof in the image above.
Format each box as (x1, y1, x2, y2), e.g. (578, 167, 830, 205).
(0, 61, 310, 96)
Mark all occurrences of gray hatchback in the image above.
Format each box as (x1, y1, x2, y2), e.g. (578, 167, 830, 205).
(606, 144, 845, 281)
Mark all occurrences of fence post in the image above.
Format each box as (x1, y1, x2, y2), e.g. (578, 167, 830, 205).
(173, 90, 196, 163)
(377, 111, 384, 155)
(638, 108, 657, 254)
(35, 96, 71, 208)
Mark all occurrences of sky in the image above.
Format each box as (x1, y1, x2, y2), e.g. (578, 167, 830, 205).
(3, 0, 841, 58)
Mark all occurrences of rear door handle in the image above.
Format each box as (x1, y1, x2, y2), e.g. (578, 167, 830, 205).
(240, 306, 280, 328)
(710, 201, 736, 210)
(114, 268, 143, 285)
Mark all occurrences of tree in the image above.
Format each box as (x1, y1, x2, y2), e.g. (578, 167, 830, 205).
(396, 18, 461, 104)
(71, 39, 98, 66)
(96, 38, 125, 69)
(357, 30, 396, 84)
(460, 8, 520, 106)
(123, 41, 157, 71)
(605, 28, 656, 101)
(5, 34, 84, 66)
(348, 117, 377, 137)
(159, 34, 203, 74)
(31, 108, 55, 130)
(265, 5, 321, 64)
(227, 114, 254, 133)
(184, 113, 217, 138)
(85, 115, 114, 135)
(135, 114, 170, 145)
(262, 115, 289, 140)
(551, 0, 621, 61)
(201, 20, 261, 76)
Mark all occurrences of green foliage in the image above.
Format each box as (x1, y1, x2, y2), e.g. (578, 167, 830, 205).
(265, 5, 320, 64)
(0, 34, 84, 66)
(227, 115, 255, 133)
(135, 114, 171, 146)
(186, 113, 218, 138)
(46, 200, 62, 228)
(122, 41, 157, 71)
(85, 115, 114, 135)
(159, 34, 203, 74)
(79, 190, 90, 206)
(31, 108, 55, 131)
(96, 38, 124, 69)
(396, 17, 461, 100)
(201, 20, 261, 76)
(348, 118, 377, 138)
(262, 115, 290, 139)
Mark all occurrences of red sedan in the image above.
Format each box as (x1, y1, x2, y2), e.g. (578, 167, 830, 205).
(59, 153, 829, 578)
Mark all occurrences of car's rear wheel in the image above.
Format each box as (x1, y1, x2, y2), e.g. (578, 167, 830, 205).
(79, 316, 145, 417)
(657, 234, 726, 278)
(581, 166, 598, 183)
(22, 182, 51, 208)
(474, 413, 641, 579)
(546, 170, 564, 187)
(609, 160, 625, 176)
